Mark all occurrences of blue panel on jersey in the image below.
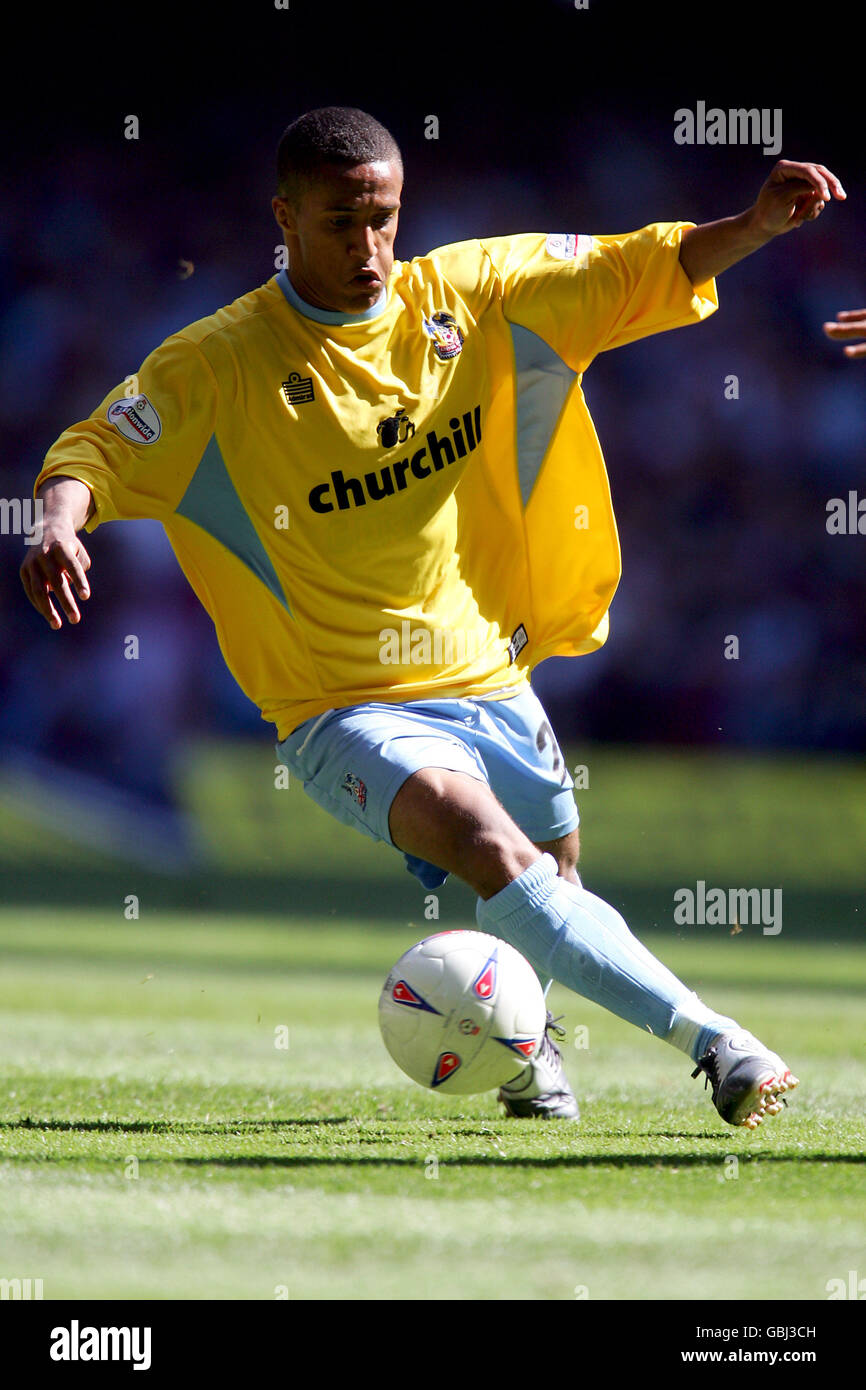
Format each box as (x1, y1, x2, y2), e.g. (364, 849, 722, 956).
(176, 435, 292, 614)
(508, 323, 577, 507)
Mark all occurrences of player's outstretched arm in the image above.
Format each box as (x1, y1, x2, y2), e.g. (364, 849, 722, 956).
(823, 309, 866, 359)
(20, 476, 94, 629)
(678, 160, 846, 286)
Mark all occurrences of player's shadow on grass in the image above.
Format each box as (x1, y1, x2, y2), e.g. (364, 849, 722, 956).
(2, 1151, 862, 1171)
(0, 1117, 351, 1133)
(172, 1151, 866, 1170)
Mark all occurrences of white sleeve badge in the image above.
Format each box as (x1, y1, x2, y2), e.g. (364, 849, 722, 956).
(545, 233, 593, 262)
(107, 395, 162, 444)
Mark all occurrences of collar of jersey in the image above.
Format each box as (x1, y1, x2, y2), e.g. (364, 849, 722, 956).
(275, 269, 389, 325)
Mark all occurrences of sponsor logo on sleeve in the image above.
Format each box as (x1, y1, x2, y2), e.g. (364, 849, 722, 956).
(544, 233, 593, 262)
(107, 396, 162, 444)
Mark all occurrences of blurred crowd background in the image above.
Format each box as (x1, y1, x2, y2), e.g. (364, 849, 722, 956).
(2, 3, 863, 808)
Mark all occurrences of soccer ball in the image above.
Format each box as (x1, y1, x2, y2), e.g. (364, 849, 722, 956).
(378, 930, 547, 1095)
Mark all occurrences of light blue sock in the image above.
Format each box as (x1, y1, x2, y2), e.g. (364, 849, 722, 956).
(476, 854, 737, 1063)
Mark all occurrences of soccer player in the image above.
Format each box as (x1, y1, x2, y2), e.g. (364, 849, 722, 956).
(21, 108, 845, 1125)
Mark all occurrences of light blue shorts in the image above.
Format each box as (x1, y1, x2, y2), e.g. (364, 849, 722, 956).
(275, 685, 579, 890)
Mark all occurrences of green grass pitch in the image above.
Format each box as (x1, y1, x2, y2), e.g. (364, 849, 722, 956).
(1, 744, 864, 1300)
(1, 908, 864, 1301)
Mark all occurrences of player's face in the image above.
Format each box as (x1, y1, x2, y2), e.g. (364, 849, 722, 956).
(273, 161, 402, 314)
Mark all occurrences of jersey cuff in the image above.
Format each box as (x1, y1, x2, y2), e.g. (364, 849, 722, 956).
(33, 465, 108, 532)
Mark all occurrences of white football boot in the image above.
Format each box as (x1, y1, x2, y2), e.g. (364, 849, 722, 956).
(691, 1029, 799, 1129)
(498, 1013, 580, 1120)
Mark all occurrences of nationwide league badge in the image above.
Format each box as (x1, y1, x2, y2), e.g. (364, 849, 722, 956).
(422, 310, 464, 361)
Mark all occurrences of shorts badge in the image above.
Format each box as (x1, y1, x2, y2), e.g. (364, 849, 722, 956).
(341, 772, 367, 810)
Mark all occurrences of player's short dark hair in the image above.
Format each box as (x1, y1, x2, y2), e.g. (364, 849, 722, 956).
(276, 107, 403, 204)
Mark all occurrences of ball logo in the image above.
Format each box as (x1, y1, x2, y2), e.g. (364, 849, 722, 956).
(472, 953, 498, 1001)
(431, 1051, 461, 1087)
(494, 1036, 540, 1059)
(458, 1017, 481, 1036)
(391, 979, 441, 1014)
(107, 395, 162, 444)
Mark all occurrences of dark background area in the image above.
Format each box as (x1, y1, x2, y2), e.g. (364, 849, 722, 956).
(1, 0, 863, 806)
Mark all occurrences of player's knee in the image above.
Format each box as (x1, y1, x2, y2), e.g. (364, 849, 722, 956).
(389, 766, 539, 898)
(536, 827, 581, 883)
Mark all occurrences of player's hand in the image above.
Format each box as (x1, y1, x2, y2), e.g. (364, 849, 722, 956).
(823, 309, 866, 359)
(20, 526, 92, 629)
(749, 160, 846, 239)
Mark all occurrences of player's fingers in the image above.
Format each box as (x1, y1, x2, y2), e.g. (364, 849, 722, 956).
(769, 175, 814, 197)
(822, 319, 866, 339)
(785, 194, 823, 228)
(66, 546, 91, 599)
(37, 537, 91, 602)
(770, 161, 834, 200)
(18, 559, 37, 613)
(833, 310, 866, 321)
(770, 181, 822, 222)
(811, 163, 846, 198)
(41, 588, 63, 629)
(20, 559, 62, 628)
(55, 569, 81, 623)
(843, 342, 866, 358)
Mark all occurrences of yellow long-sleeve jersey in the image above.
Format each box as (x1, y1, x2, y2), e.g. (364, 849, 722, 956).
(35, 223, 717, 740)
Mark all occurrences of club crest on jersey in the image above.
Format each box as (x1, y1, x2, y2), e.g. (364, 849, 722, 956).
(391, 979, 441, 1014)
(107, 395, 162, 444)
(341, 771, 367, 810)
(431, 1051, 461, 1086)
(422, 310, 464, 361)
(472, 951, 498, 1001)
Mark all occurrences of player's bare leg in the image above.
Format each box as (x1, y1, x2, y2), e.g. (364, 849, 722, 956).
(389, 768, 797, 1128)
(534, 829, 581, 886)
(388, 766, 539, 899)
